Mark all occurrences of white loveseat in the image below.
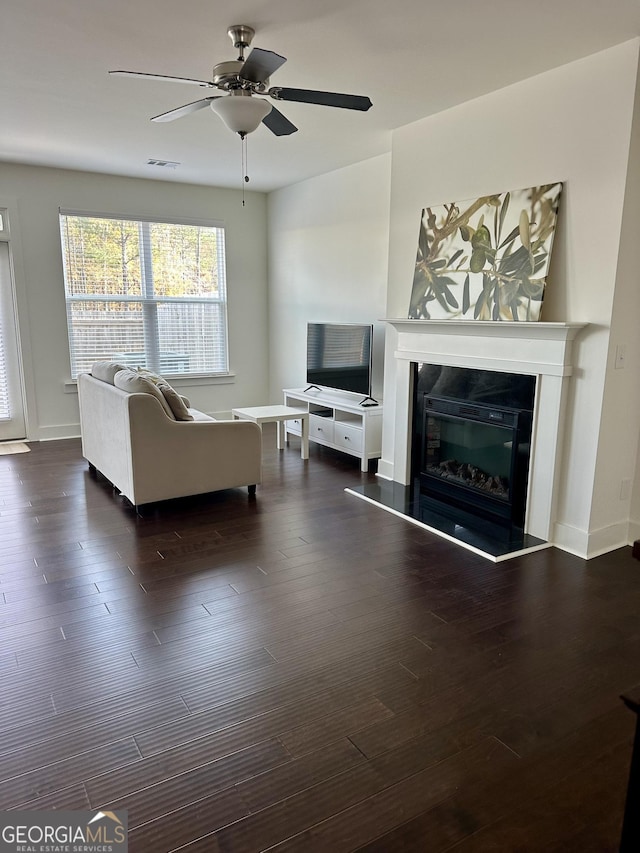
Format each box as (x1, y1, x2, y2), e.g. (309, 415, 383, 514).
(78, 365, 262, 507)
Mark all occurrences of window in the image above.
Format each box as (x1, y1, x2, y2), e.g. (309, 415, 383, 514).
(0, 210, 10, 419)
(59, 212, 228, 379)
(0, 266, 10, 420)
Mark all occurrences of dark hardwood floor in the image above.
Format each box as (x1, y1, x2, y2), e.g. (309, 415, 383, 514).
(1, 431, 638, 851)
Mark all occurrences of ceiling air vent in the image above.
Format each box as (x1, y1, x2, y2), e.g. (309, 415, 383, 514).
(147, 159, 180, 169)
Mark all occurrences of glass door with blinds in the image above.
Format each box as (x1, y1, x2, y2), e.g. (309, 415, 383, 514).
(0, 233, 26, 441)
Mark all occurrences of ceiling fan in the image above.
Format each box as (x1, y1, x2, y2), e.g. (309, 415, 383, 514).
(110, 24, 373, 138)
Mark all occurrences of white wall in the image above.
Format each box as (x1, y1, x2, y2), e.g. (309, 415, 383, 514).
(381, 40, 640, 558)
(0, 164, 269, 438)
(605, 55, 640, 548)
(267, 154, 392, 401)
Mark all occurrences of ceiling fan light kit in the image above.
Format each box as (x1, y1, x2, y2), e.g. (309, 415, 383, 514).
(110, 23, 373, 138)
(210, 90, 272, 136)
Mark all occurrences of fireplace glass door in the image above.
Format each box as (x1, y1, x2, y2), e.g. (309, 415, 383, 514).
(419, 395, 532, 526)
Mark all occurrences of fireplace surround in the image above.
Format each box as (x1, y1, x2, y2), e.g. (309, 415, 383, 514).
(353, 320, 585, 559)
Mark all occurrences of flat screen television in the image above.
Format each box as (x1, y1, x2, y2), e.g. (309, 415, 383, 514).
(306, 322, 373, 397)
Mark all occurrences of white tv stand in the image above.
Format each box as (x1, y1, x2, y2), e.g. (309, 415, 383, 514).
(283, 387, 383, 472)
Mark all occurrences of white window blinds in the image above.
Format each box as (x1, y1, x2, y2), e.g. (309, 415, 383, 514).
(59, 213, 229, 379)
(0, 307, 10, 421)
(0, 237, 11, 421)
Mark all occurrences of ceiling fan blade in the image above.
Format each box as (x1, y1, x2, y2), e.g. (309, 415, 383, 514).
(240, 48, 287, 85)
(151, 98, 219, 122)
(109, 70, 214, 87)
(262, 106, 298, 136)
(269, 87, 372, 111)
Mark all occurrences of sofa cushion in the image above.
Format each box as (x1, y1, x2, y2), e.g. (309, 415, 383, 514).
(135, 368, 194, 421)
(188, 408, 216, 422)
(113, 369, 175, 419)
(91, 361, 128, 384)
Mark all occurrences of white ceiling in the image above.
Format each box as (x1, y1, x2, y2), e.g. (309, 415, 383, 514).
(2, 0, 640, 192)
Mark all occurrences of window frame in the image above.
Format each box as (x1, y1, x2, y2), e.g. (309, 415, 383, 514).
(59, 209, 230, 380)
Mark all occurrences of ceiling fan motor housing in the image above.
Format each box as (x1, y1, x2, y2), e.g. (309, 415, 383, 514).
(212, 60, 270, 93)
(212, 60, 244, 88)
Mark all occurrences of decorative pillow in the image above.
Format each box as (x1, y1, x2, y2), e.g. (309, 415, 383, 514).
(135, 368, 194, 421)
(135, 367, 163, 381)
(113, 369, 175, 419)
(91, 361, 128, 385)
(158, 382, 193, 421)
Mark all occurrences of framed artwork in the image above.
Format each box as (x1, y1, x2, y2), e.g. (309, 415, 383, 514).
(409, 183, 562, 321)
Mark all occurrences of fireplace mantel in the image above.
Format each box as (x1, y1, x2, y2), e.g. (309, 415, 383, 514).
(385, 319, 583, 339)
(385, 319, 584, 377)
(381, 319, 586, 544)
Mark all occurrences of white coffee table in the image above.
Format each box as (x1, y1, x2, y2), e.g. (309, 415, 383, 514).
(231, 405, 309, 459)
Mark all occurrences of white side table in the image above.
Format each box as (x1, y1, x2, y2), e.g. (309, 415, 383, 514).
(231, 405, 309, 459)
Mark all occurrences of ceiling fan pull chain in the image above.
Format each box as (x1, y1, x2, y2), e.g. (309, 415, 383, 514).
(241, 132, 250, 206)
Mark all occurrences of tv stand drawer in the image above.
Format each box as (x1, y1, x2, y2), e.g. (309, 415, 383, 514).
(310, 414, 334, 443)
(287, 417, 303, 436)
(334, 423, 363, 453)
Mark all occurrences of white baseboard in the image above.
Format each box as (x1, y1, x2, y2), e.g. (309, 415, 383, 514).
(628, 518, 640, 544)
(553, 520, 630, 559)
(552, 522, 588, 557)
(32, 424, 81, 441)
(376, 458, 395, 481)
(375, 470, 393, 482)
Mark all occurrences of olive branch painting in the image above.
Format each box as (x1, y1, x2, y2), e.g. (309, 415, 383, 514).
(409, 183, 563, 321)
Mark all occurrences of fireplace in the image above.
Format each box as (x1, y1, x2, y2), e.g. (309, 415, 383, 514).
(348, 320, 584, 559)
(413, 366, 535, 528)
